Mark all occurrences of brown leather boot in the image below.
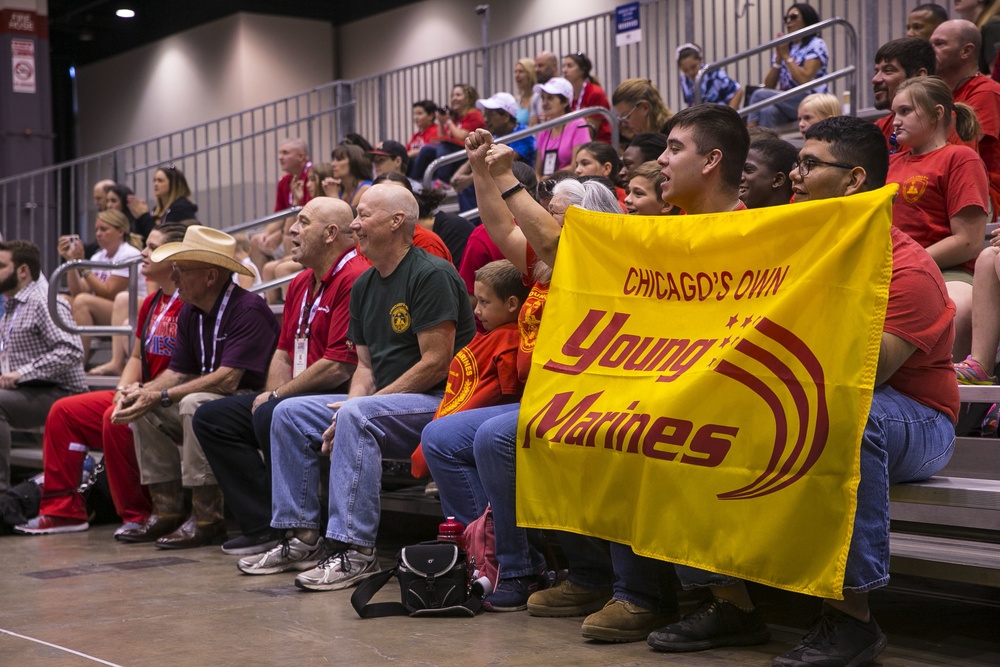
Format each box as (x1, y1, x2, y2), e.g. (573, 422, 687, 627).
(155, 485, 227, 550)
(116, 480, 184, 543)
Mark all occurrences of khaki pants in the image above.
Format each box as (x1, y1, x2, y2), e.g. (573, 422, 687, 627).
(133, 392, 245, 487)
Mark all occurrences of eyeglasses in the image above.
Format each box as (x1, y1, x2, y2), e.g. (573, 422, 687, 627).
(537, 178, 557, 199)
(784, 12, 801, 21)
(793, 157, 855, 176)
(615, 104, 640, 122)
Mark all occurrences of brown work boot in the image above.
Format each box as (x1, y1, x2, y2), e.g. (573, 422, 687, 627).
(156, 485, 226, 550)
(582, 599, 678, 643)
(116, 480, 184, 543)
(527, 579, 612, 617)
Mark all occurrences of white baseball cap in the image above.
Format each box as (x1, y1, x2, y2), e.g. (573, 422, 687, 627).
(533, 77, 574, 100)
(476, 92, 519, 119)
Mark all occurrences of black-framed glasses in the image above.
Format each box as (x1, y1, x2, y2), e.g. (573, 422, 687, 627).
(784, 12, 801, 21)
(793, 157, 855, 176)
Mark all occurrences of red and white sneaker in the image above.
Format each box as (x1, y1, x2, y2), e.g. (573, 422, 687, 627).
(14, 515, 89, 535)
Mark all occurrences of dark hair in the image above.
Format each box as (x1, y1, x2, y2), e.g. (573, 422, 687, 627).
(413, 99, 437, 115)
(106, 183, 138, 229)
(874, 37, 936, 77)
(416, 188, 447, 219)
(804, 116, 889, 189)
(748, 138, 800, 177)
(511, 162, 538, 199)
(676, 44, 703, 63)
(372, 172, 413, 191)
(475, 259, 532, 305)
(564, 52, 601, 87)
(664, 104, 749, 189)
(788, 3, 822, 46)
(912, 3, 949, 24)
(576, 142, 621, 186)
(331, 144, 373, 183)
(0, 240, 40, 281)
(154, 222, 189, 245)
(626, 132, 668, 162)
(340, 133, 373, 152)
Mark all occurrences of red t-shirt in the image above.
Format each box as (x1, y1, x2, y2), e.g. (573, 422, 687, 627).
(458, 225, 506, 295)
(137, 289, 183, 381)
(410, 322, 523, 477)
(414, 224, 453, 263)
(407, 125, 440, 152)
(441, 110, 487, 146)
(275, 164, 312, 212)
(888, 144, 990, 273)
(572, 81, 612, 143)
(517, 244, 550, 383)
(884, 227, 959, 423)
(953, 73, 1000, 216)
(277, 248, 370, 374)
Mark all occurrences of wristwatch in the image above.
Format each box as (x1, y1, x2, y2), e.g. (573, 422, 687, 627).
(160, 389, 173, 408)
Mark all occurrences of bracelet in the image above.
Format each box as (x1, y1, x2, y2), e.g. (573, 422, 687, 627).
(78, 269, 91, 278)
(270, 389, 279, 400)
(500, 183, 525, 201)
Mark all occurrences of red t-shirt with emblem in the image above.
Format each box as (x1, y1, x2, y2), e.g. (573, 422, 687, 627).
(517, 244, 550, 383)
(888, 144, 989, 274)
(410, 322, 523, 477)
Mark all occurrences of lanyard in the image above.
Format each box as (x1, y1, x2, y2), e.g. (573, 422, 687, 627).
(0, 303, 21, 354)
(199, 283, 235, 374)
(296, 249, 357, 340)
(145, 291, 178, 349)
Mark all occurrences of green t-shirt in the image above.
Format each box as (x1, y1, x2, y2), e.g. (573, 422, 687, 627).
(348, 246, 476, 392)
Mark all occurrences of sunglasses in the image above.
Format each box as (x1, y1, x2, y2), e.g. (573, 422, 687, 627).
(784, 12, 801, 21)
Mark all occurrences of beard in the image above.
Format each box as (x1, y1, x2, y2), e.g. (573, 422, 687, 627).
(0, 271, 19, 295)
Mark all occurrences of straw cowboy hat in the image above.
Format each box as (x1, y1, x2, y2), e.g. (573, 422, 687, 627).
(151, 225, 254, 276)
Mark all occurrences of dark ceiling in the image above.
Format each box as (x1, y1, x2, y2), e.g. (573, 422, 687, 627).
(47, 0, 422, 66)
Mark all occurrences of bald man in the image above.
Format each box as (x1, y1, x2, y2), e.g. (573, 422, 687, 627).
(238, 184, 475, 590)
(932, 19, 1000, 215)
(194, 198, 370, 556)
(251, 137, 312, 273)
(92, 179, 116, 211)
(531, 51, 560, 124)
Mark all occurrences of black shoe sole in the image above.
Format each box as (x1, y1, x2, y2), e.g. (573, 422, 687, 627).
(648, 628, 772, 653)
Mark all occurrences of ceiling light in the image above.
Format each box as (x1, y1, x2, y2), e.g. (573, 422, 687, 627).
(116, 7, 135, 19)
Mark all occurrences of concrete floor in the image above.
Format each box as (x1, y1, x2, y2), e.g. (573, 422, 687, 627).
(2, 515, 998, 667)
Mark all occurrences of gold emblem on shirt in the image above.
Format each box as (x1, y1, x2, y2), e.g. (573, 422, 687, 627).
(902, 174, 929, 204)
(390, 302, 411, 333)
(438, 348, 479, 417)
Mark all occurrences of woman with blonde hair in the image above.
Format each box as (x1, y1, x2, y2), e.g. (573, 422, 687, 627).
(513, 58, 536, 126)
(611, 78, 674, 141)
(888, 75, 989, 362)
(796, 93, 841, 137)
(57, 208, 146, 363)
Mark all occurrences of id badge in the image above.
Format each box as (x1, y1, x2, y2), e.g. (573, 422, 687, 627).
(0, 352, 8, 376)
(293, 338, 308, 378)
(543, 150, 558, 176)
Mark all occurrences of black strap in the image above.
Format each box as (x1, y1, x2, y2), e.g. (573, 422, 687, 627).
(350, 568, 486, 619)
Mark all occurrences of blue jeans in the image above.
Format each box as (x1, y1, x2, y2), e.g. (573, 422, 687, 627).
(747, 87, 808, 127)
(423, 404, 546, 578)
(269, 392, 442, 547)
(676, 385, 955, 593)
(557, 532, 678, 613)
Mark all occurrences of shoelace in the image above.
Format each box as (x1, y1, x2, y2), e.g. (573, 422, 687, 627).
(318, 550, 351, 572)
(797, 612, 839, 649)
(277, 537, 292, 559)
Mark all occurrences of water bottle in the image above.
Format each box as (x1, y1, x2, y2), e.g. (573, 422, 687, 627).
(80, 454, 95, 489)
(437, 516, 465, 547)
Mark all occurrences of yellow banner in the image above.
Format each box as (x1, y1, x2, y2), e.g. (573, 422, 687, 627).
(516, 186, 896, 598)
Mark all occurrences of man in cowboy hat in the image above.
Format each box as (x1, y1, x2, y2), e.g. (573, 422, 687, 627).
(112, 225, 280, 549)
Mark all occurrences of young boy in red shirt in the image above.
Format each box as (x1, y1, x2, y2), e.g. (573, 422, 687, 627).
(411, 260, 531, 478)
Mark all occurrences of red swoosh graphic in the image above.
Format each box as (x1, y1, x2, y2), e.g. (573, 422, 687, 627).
(715, 318, 829, 500)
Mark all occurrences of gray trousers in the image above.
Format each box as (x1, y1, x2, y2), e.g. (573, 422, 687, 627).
(0, 386, 77, 492)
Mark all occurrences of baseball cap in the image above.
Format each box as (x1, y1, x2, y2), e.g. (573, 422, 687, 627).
(367, 140, 408, 165)
(533, 77, 573, 100)
(476, 92, 519, 119)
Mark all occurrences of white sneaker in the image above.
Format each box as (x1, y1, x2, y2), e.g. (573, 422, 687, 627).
(294, 548, 380, 591)
(14, 515, 89, 535)
(237, 537, 330, 575)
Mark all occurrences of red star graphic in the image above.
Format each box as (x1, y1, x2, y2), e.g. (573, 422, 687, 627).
(720, 336, 731, 348)
(742, 315, 755, 328)
(727, 315, 739, 329)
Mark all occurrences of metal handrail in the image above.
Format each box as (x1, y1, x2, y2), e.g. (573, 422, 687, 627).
(48, 255, 143, 336)
(694, 17, 858, 119)
(421, 107, 619, 191)
(222, 206, 302, 235)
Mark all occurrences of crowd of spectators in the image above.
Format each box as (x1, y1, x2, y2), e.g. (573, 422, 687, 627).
(5, 4, 1000, 667)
